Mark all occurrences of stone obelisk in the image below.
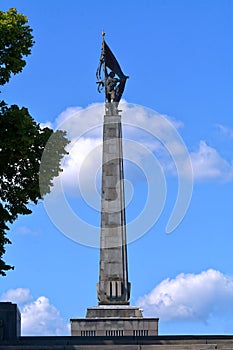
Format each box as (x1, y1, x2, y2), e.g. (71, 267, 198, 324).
(97, 103, 130, 305)
(70, 33, 158, 336)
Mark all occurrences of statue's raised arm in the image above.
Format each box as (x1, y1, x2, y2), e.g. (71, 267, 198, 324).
(96, 32, 129, 105)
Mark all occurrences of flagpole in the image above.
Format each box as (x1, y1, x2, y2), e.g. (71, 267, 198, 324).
(101, 30, 107, 104)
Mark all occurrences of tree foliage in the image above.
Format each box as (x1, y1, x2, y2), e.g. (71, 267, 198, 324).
(0, 8, 34, 86)
(0, 9, 69, 276)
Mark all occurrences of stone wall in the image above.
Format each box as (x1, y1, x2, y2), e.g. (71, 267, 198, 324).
(2, 335, 233, 349)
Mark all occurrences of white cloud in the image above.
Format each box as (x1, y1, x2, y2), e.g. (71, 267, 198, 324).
(190, 141, 233, 181)
(40, 121, 53, 129)
(49, 103, 103, 195)
(42, 102, 233, 187)
(0, 288, 69, 335)
(216, 124, 233, 139)
(22, 296, 69, 336)
(1, 288, 32, 305)
(47, 101, 189, 189)
(137, 269, 233, 322)
(61, 137, 102, 193)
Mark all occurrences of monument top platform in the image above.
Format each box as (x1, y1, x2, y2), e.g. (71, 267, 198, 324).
(85, 305, 143, 318)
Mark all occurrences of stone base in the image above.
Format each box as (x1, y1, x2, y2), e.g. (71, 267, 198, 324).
(86, 305, 143, 318)
(70, 305, 159, 337)
(71, 317, 158, 337)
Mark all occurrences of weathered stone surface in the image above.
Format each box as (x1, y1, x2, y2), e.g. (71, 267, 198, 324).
(70, 111, 159, 338)
(70, 108, 161, 338)
(71, 317, 158, 336)
(85, 305, 143, 318)
(0, 302, 21, 341)
(98, 113, 130, 305)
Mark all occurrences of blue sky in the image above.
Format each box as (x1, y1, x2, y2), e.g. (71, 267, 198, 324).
(1, 0, 233, 336)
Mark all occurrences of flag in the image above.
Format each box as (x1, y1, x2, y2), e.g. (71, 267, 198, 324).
(96, 40, 128, 102)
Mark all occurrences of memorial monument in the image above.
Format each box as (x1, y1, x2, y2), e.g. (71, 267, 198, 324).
(2, 33, 233, 350)
(70, 33, 159, 336)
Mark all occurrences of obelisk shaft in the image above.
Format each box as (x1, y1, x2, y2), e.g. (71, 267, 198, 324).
(97, 110, 130, 305)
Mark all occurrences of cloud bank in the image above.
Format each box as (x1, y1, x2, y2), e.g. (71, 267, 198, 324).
(137, 269, 233, 323)
(53, 101, 186, 192)
(50, 102, 233, 188)
(0, 288, 69, 335)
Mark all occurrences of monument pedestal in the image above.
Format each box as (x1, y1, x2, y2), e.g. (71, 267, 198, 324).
(71, 305, 158, 336)
(86, 305, 143, 318)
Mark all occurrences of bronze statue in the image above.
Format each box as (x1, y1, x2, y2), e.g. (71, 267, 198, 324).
(96, 32, 128, 105)
(105, 71, 121, 103)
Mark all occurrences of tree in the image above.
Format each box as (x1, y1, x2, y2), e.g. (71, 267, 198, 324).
(0, 9, 69, 276)
(0, 8, 34, 85)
